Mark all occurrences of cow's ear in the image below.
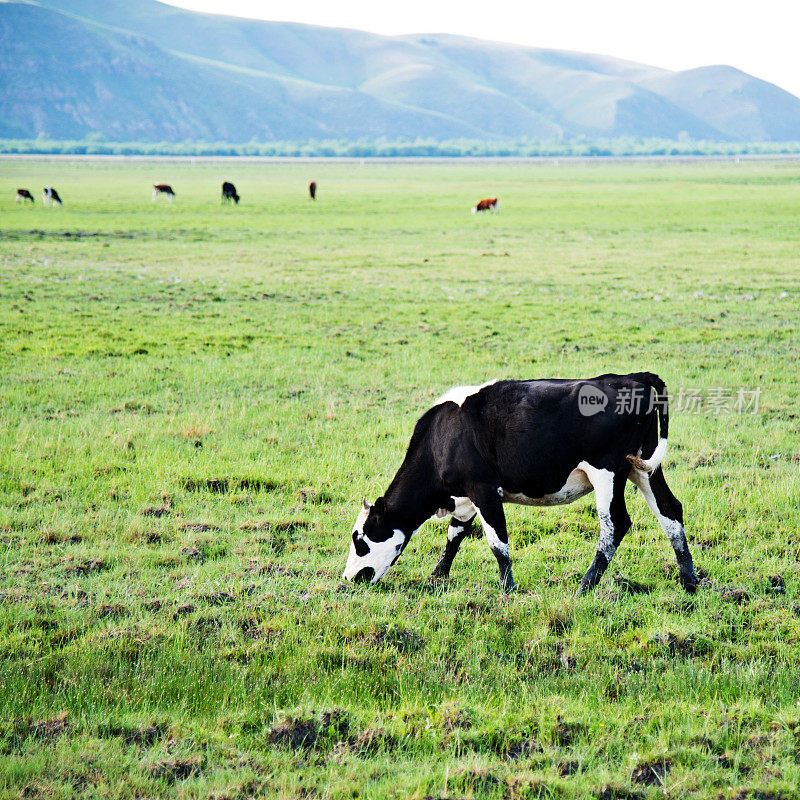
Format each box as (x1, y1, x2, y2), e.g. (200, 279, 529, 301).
(362, 497, 371, 511)
(373, 497, 386, 518)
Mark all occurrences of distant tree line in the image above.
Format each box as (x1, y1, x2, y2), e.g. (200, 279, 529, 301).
(2, 136, 800, 158)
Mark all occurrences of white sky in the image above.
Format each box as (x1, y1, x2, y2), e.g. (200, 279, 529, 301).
(161, 0, 800, 99)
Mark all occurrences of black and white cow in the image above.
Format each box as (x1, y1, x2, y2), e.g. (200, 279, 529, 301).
(42, 186, 62, 206)
(343, 373, 697, 595)
(152, 184, 175, 202)
(16, 189, 35, 203)
(222, 181, 240, 204)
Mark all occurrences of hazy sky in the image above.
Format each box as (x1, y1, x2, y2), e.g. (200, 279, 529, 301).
(162, 0, 800, 98)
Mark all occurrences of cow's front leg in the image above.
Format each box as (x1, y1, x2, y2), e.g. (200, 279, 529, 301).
(430, 513, 476, 579)
(471, 487, 515, 592)
(576, 469, 631, 596)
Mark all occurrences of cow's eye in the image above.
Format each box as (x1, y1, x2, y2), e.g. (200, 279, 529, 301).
(352, 531, 370, 557)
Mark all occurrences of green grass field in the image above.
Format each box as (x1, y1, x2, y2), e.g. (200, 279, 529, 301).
(1, 158, 799, 800)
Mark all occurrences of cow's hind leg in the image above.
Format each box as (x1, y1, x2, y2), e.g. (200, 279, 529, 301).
(576, 468, 631, 596)
(631, 468, 698, 593)
(471, 487, 515, 592)
(430, 513, 476, 579)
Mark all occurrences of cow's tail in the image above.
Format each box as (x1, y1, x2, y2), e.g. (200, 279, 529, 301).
(625, 372, 669, 474)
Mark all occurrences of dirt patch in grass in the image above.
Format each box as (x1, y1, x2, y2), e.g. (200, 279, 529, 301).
(765, 575, 786, 595)
(65, 558, 108, 575)
(267, 717, 319, 751)
(149, 758, 202, 783)
(546, 607, 573, 635)
(294, 486, 336, 505)
(184, 477, 279, 493)
(201, 590, 237, 605)
(631, 756, 672, 785)
(700, 578, 751, 604)
(110, 400, 155, 414)
(181, 545, 204, 561)
(140, 505, 171, 518)
(651, 632, 710, 656)
(97, 604, 127, 618)
(178, 522, 220, 532)
(439, 705, 472, 734)
(460, 600, 492, 615)
(371, 625, 425, 654)
(596, 787, 645, 800)
(98, 722, 166, 747)
(614, 575, 654, 595)
(349, 727, 398, 755)
(453, 769, 502, 795)
(504, 738, 542, 760)
(559, 760, 581, 776)
(38, 529, 82, 545)
(190, 616, 224, 643)
(31, 711, 69, 740)
(238, 519, 310, 533)
(554, 717, 587, 746)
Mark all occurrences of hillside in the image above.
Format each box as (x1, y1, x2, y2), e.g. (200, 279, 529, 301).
(3, 0, 800, 142)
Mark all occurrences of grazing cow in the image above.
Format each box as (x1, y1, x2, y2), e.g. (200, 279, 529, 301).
(472, 197, 498, 214)
(42, 186, 62, 206)
(309, 181, 317, 200)
(221, 181, 240, 204)
(343, 373, 697, 596)
(152, 184, 175, 202)
(15, 189, 34, 203)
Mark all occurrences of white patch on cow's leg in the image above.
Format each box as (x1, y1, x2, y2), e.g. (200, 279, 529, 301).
(431, 513, 476, 579)
(575, 463, 628, 596)
(629, 469, 697, 592)
(447, 522, 465, 542)
(632, 473, 684, 549)
(472, 496, 515, 591)
(580, 463, 615, 560)
(434, 381, 497, 407)
(476, 511, 509, 559)
(152, 189, 157, 202)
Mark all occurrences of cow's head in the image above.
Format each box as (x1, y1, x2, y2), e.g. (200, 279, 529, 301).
(342, 498, 408, 584)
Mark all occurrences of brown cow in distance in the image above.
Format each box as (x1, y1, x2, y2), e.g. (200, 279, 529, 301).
(472, 197, 498, 214)
(16, 189, 34, 203)
(309, 181, 317, 200)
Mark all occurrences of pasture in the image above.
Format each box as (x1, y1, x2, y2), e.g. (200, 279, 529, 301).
(1, 158, 799, 799)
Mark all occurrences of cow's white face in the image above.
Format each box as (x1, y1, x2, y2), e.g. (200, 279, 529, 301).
(342, 498, 407, 584)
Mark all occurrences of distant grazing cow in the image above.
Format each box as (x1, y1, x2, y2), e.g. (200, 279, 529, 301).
(152, 184, 175, 202)
(15, 189, 34, 203)
(221, 181, 240, 204)
(472, 197, 498, 214)
(343, 372, 697, 596)
(309, 181, 317, 200)
(42, 187, 63, 206)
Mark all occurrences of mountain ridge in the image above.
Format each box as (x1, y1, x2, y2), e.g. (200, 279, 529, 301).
(3, 0, 800, 142)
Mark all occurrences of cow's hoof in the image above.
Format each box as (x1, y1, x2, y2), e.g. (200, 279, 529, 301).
(681, 577, 698, 594)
